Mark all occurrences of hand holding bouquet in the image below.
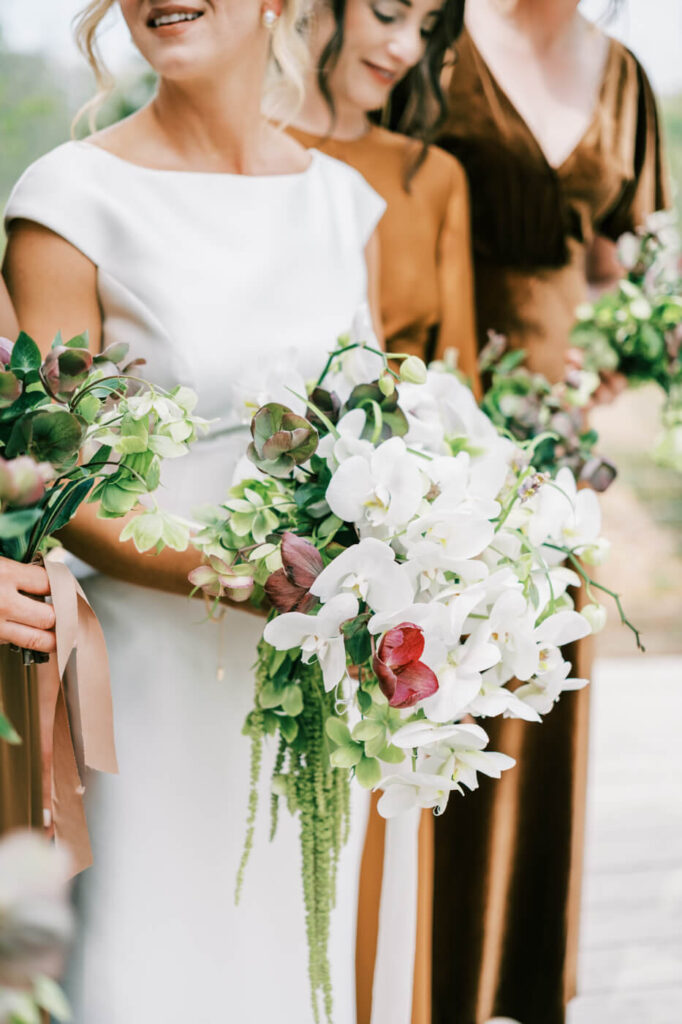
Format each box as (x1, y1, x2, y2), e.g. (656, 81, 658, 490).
(190, 328, 633, 1022)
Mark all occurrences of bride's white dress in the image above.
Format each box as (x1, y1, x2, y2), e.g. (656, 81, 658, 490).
(5, 142, 419, 1024)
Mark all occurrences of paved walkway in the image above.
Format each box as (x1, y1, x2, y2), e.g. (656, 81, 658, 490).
(567, 656, 682, 1024)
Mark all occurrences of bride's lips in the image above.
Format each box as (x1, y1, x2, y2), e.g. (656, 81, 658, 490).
(362, 60, 399, 88)
(146, 4, 205, 37)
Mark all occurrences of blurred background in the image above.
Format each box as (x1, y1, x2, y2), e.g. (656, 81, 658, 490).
(0, 2, 680, 1021)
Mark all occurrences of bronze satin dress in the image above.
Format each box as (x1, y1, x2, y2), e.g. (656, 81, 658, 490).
(430, 30, 671, 1024)
(291, 123, 480, 1024)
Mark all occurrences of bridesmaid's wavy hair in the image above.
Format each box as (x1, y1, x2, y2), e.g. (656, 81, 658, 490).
(318, 0, 464, 179)
(72, 0, 312, 131)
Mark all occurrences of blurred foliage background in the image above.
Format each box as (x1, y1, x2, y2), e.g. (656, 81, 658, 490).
(0, 26, 680, 653)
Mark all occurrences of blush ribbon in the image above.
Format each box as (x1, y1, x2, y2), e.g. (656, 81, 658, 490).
(40, 559, 118, 875)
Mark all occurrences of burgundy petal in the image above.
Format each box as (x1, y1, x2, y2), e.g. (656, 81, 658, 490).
(378, 624, 425, 670)
(281, 532, 323, 588)
(265, 568, 318, 614)
(389, 661, 439, 709)
(372, 652, 398, 702)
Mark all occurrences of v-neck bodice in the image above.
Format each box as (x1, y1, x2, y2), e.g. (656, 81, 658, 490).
(437, 28, 670, 380)
(463, 30, 614, 174)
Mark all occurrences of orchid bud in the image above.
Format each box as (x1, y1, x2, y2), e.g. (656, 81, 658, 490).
(581, 537, 611, 567)
(399, 356, 428, 385)
(581, 603, 607, 634)
(378, 373, 395, 398)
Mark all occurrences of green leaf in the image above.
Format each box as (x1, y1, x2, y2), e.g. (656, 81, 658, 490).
(281, 684, 303, 717)
(325, 717, 351, 746)
(330, 742, 363, 769)
(356, 691, 372, 717)
(279, 715, 299, 744)
(352, 719, 383, 743)
(355, 755, 382, 789)
(10, 332, 42, 374)
(0, 710, 21, 744)
(378, 743, 405, 764)
(259, 680, 285, 709)
(0, 508, 43, 540)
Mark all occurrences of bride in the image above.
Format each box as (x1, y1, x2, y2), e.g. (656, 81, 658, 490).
(2, 1, 389, 1020)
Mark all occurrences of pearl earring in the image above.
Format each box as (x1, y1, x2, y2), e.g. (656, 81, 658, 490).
(261, 6, 279, 29)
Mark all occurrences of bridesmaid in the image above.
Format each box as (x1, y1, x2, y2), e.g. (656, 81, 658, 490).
(1, 1, 392, 1021)
(429, 2, 671, 1022)
(292, 4, 477, 1020)
(292, 0, 479, 384)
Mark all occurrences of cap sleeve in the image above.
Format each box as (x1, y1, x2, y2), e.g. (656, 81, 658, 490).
(5, 142, 106, 267)
(435, 158, 481, 397)
(598, 56, 672, 241)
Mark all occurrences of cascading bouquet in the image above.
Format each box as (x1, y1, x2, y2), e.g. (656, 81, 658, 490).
(476, 330, 617, 492)
(190, 333, 635, 1022)
(570, 211, 682, 469)
(0, 329, 205, 741)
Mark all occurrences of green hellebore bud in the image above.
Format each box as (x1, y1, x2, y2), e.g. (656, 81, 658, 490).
(399, 355, 428, 385)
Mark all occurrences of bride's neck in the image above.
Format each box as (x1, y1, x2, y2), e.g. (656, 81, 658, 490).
(467, 0, 582, 53)
(152, 67, 268, 174)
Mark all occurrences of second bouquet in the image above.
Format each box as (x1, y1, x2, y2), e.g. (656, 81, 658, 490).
(190, 333, 626, 1023)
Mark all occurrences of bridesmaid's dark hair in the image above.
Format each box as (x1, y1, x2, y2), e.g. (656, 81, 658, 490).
(318, 0, 465, 183)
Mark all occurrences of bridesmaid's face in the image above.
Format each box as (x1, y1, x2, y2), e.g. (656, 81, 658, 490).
(320, 0, 444, 113)
(118, 0, 268, 79)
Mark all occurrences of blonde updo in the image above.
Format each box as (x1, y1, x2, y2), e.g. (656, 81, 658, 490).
(72, 0, 312, 132)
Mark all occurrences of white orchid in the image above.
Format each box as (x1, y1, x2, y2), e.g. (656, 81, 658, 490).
(316, 408, 373, 470)
(310, 538, 414, 614)
(326, 436, 427, 533)
(263, 593, 358, 691)
(528, 467, 602, 554)
(378, 722, 515, 816)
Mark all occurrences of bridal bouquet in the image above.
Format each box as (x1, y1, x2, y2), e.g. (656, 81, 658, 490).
(0, 329, 205, 740)
(190, 328, 631, 1021)
(477, 331, 617, 491)
(570, 211, 682, 469)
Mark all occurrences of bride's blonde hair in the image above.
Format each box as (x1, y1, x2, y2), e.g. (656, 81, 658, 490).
(72, 0, 311, 131)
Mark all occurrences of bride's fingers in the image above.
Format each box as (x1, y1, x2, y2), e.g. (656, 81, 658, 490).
(0, 557, 52, 596)
(10, 592, 56, 631)
(0, 619, 57, 654)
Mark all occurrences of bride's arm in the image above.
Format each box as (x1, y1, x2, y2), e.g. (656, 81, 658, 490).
(2, 220, 218, 600)
(0, 274, 18, 339)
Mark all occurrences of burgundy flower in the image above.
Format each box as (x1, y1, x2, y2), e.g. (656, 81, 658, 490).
(265, 532, 323, 613)
(372, 623, 439, 709)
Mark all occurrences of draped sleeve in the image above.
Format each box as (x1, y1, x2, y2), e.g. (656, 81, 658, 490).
(434, 156, 481, 396)
(597, 53, 672, 240)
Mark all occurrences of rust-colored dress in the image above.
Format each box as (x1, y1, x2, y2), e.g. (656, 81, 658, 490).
(291, 123, 480, 1024)
(431, 30, 671, 1024)
(290, 125, 479, 378)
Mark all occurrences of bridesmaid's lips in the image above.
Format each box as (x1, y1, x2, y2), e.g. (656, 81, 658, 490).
(362, 61, 398, 88)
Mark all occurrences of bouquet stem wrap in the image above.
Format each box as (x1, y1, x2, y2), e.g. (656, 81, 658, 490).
(41, 559, 118, 875)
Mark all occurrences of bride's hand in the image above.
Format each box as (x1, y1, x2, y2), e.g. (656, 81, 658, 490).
(0, 557, 56, 653)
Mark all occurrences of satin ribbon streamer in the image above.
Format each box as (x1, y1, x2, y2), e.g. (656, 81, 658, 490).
(40, 559, 118, 875)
